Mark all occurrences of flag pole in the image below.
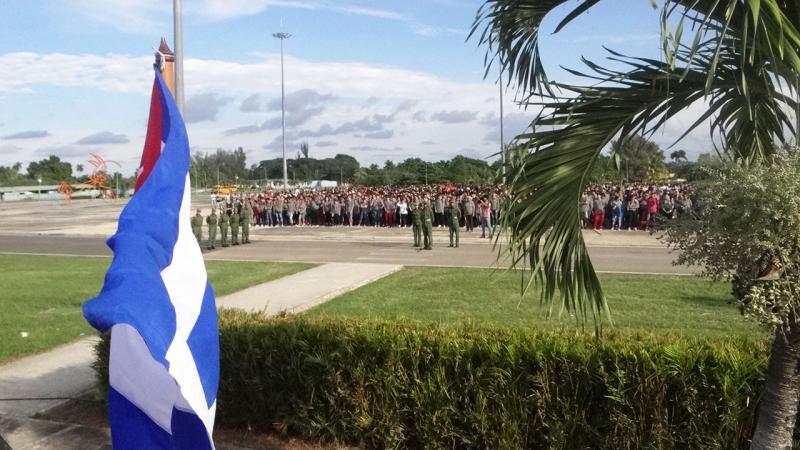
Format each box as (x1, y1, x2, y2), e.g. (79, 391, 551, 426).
(173, 0, 185, 114)
(156, 38, 175, 96)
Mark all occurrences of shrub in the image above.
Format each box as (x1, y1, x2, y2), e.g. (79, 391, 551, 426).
(95, 311, 771, 449)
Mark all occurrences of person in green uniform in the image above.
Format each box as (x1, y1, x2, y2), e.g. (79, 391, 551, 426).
(447, 199, 461, 248)
(421, 198, 434, 250)
(191, 209, 203, 248)
(230, 207, 240, 245)
(219, 209, 230, 247)
(206, 209, 218, 250)
(241, 201, 252, 244)
(411, 200, 422, 247)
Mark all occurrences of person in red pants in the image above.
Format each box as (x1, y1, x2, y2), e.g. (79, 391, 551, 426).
(592, 194, 605, 230)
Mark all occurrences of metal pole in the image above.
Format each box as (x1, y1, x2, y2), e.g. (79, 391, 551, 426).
(499, 65, 506, 184)
(272, 31, 292, 188)
(281, 38, 287, 188)
(173, 0, 184, 114)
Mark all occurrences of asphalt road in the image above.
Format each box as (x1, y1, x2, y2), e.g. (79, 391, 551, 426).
(0, 233, 691, 274)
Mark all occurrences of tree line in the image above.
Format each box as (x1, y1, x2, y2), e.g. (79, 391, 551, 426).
(1, 138, 715, 188)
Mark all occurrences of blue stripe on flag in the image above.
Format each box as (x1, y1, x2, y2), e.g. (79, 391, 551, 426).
(172, 407, 214, 450)
(109, 386, 175, 449)
(187, 282, 220, 408)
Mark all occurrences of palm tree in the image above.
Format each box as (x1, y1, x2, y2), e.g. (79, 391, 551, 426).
(669, 150, 687, 163)
(472, 1, 800, 448)
(611, 135, 666, 181)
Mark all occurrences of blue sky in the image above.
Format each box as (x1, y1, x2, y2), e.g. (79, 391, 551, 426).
(0, 1, 706, 174)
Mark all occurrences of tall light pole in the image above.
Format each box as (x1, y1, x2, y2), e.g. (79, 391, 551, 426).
(273, 31, 291, 189)
(173, 0, 184, 114)
(499, 65, 506, 185)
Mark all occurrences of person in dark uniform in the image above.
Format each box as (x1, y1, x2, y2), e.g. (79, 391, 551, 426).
(411, 201, 422, 247)
(230, 207, 240, 245)
(447, 199, 461, 248)
(191, 209, 203, 247)
(241, 201, 252, 244)
(219, 208, 230, 247)
(206, 209, 218, 250)
(421, 198, 434, 250)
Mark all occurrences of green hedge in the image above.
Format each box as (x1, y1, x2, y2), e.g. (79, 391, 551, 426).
(95, 310, 771, 449)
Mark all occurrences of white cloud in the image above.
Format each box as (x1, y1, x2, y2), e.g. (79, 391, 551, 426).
(0, 50, 532, 168)
(430, 110, 478, 124)
(0, 53, 151, 94)
(5, 49, 723, 170)
(76, 131, 130, 145)
(2, 130, 51, 140)
(482, 112, 536, 144)
(184, 93, 232, 123)
(359, 130, 394, 139)
(0, 144, 22, 155)
(240, 94, 262, 112)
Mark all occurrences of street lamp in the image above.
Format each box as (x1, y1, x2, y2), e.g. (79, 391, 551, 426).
(273, 30, 291, 189)
(273, 31, 291, 189)
(37, 177, 42, 199)
(499, 65, 506, 185)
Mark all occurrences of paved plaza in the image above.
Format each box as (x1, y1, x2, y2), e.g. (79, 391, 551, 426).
(0, 197, 690, 274)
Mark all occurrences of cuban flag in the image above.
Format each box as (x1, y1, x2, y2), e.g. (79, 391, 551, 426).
(83, 66, 219, 449)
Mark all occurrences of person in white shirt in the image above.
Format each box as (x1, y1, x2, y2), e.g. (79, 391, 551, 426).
(397, 198, 409, 227)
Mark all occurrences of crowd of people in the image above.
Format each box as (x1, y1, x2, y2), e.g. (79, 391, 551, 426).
(192, 184, 504, 250)
(580, 182, 693, 231)
(218, 185, 502, 231)
(189, 181, 694, 251)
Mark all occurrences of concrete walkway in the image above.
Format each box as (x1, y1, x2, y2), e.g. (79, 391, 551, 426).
(0, 338, 99, 417)
(0, 262, 402, 447)
(0, 414, 110, 450)
(218, 262, 401, 314)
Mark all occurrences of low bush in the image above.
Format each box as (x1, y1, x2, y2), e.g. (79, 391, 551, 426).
(95, 310, 772, 449)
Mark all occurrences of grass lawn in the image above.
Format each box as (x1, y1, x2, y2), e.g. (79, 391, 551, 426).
(0, 254, 313, 363)
(306, 267, 765, 339)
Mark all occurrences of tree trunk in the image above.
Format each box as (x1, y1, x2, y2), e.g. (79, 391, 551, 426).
(751, 322, 800, 450)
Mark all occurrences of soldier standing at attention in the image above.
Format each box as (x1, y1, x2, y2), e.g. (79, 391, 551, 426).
(191, 209, 203, 248)
(242, 201, 252, 244)
(206, 209, 218, 250)
(447, 199, 462, 248)
(219, 209, 230, 247)
(411, 201, 422, 247)
(230, 207, 240, 245)
(421, 198, 434, 250)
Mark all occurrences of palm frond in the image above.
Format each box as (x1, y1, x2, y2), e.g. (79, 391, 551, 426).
(661, 0, 800, 86)
(477, 0, 800, 329)
(500, 42, 794, 324)
(469, 0, 606, 95)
